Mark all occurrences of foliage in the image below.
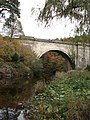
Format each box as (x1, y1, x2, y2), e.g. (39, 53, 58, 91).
(31, 60, 43, 81)
(9, 62, 31, 77)
(66, 35, 90, 43)
(41, 51, 68, 81)
(0, 0, 21, 37)
(0, 0, 20, 19)
(0, 37, 15, 61)
(11, 52, 19, 62)
(68, 45, 75, 66)
(0, 35, 39, 77)
(33, 0, 90, 35)
(34, 81, 45, 95)
(25, 70, 90, 120)
(2, 15, 24, 38)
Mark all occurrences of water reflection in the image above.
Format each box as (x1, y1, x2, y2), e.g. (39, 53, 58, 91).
(18, 110, 25, 120)
(0, 108, 20, 120)
(0, 77, 34, 120)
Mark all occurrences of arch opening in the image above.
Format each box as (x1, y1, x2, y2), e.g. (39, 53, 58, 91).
(54, 50, 75, 69)
(40, 50, 75, 72)
(39, 50, 75, 81)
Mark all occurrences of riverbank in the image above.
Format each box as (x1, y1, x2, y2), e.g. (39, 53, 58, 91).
(24, 70, 90, 120)
(0, 70, 90, 119)
(0, 35, 41, 80)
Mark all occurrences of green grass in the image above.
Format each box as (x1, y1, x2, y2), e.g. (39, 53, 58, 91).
(25, 70, 90, 120)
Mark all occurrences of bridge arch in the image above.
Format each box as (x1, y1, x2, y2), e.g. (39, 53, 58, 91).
(22, 37, 90, 69)
(39, 50, 75, 70)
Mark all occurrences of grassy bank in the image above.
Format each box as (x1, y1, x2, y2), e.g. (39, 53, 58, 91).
(25, 70, 90, 120)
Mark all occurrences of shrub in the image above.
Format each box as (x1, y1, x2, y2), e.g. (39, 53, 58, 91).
(11, 52, 20, 62)
(25, 70, 90, 120)
(0, 35, 39, 78)
(31, 60, 43, 81)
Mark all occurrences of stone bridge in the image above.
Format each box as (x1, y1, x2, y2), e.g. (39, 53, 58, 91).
(21, 36, 90, 69)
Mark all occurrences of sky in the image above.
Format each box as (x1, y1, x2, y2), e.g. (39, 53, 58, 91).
(19, 0, 76, 39)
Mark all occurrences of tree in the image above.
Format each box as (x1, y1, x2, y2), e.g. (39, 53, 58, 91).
(0, 0, 20, 18)
(2, 15, 24, 38)
(34, 0, 90, 35)
(41, 51, 68, 81)
(0, 0, 20, 33)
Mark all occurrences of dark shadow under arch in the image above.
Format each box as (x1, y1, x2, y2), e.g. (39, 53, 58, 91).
(40, 50, 75, 70)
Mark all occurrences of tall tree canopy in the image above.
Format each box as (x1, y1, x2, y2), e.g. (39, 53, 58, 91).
(37, 0, 90, 35)
(0, 0, 20, 18)
(0, 0, 21, 37)
(2, 15, 24, 38)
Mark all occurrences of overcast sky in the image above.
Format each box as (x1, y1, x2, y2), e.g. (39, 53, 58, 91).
(19, 0, 75, 39)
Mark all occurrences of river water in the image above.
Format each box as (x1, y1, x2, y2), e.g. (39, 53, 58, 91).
(0, 77, 35, 120)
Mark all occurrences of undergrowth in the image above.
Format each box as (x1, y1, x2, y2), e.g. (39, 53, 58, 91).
(25, 70, 90, 120)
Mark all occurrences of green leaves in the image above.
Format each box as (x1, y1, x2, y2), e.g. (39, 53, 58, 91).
(0, 0, 20, 32)
(26, 70, 90, 119)
(35, 0, 90, 35)
(0, 0, 20, 17)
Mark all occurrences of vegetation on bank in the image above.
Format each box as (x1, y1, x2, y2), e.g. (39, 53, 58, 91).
(60, 35, 90, 43)
(0, 34, 90, 79)
(0, 35, 90, 119)
(0, 34, 72, 80)
(25, 70, 90, 120)
(0, 34, 40, 78)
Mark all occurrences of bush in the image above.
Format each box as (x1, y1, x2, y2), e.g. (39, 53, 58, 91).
(31, 60, 43, 81)
(11, 52, 20, 62)
(0, 35, 39, 78)
(25, 70, 90, 120)
(9, 62, 31, 77)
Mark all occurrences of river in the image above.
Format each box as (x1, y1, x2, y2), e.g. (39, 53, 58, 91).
(0, 77, 35, 120)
